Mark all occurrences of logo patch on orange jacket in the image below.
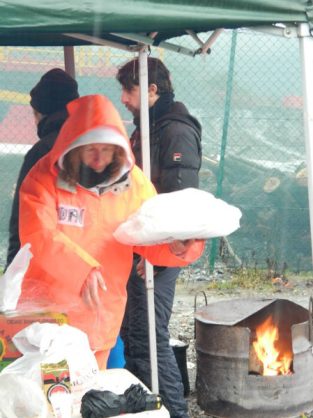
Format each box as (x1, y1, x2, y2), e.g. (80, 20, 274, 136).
(57, 205, 85, 227)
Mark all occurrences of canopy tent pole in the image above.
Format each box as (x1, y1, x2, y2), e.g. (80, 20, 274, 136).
(209, 30, 237, 273)
(139, 46, 159, 394)
(64, 46, 75, 78)
(243, 22, 313, 266)
(299, 23, 313, 266)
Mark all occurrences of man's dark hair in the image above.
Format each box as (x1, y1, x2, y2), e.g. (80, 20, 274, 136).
(116, 57, 173, 94)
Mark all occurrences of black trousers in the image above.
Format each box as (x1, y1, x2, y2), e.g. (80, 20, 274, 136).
(121, 263, 189, 418)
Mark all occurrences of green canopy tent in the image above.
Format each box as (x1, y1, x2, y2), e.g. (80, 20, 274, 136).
(0, 0, 312, 47)
(1, 0, 313, 396)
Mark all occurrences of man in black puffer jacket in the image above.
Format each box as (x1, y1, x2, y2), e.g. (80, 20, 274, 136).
(5, 68, 79, 269)
(117, 57, 202, 418)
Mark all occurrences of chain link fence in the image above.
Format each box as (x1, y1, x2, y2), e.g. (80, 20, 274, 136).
(0, 29, 308, 272)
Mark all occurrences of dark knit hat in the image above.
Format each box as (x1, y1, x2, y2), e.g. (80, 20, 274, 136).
(30, 68, 79, 115)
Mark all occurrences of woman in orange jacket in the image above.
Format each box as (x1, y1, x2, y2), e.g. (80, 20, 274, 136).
(18, 94, 204, 369)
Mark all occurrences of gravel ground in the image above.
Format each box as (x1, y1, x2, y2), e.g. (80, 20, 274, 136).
(169, 271, 313, 418)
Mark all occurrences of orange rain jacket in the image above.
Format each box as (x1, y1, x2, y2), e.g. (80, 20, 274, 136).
(18, 95, 204, 351)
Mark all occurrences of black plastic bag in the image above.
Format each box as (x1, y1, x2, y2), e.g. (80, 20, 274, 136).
(81, 383, 162, 418)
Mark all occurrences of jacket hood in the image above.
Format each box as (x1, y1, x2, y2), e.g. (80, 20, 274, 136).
(46, 95, 134, 174)
(157, 101, 202, 138)
(37, 108, 68, 140)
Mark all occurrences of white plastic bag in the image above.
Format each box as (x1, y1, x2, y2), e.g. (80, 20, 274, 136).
(1, 322, 99, 414)
(0, 374, 48, 418)
(0, 243, 33, 311)
(113, 188, 242, 245)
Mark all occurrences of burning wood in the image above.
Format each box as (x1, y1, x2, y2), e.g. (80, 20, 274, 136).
(250, 316, 293, 376)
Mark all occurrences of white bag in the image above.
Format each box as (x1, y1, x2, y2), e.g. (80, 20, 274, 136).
(1, 322, 99, 414)
(0, 243, 33, 311)
(113, 188, 242, 245)
(0, 374, 48, 418)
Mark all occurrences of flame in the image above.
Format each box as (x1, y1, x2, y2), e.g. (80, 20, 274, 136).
(252, 316, 292, 376)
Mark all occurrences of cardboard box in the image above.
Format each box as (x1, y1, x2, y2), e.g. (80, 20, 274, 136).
(0, 311, 67, 371)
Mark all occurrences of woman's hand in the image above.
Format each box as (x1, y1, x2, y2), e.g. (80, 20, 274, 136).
(169, 239, 196, 258)
(136, 257, 145, 278)
(81, 268, 107, 308)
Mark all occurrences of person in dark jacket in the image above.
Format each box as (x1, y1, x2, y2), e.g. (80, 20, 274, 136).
(5, 68, 79, 269)
(117, 57, 202, 418)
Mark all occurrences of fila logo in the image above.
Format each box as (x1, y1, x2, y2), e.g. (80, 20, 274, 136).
(58, 204, 85, 227)
(173, 152, 182, 162)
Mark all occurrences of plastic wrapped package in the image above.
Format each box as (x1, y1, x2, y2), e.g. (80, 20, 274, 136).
(0, 322, 99, 416)
(113, 188, 242, 245)
(0, 310, 67, 371)
(0, 244, 70, 371)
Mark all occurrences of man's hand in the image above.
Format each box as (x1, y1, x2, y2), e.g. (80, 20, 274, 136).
(169, 239, 196, 258)
(81, 268, 107, 308)
(136, 257, 145, 278)
(136, 239, 203, 279)
(136, 257, 158, 279)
